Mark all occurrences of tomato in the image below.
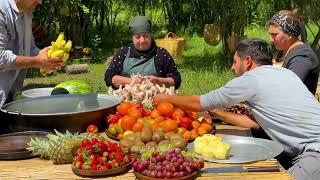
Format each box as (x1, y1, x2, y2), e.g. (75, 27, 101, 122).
(128, 107, 142, 120)
(86, 124, 98, 134)
(156, 102, 174, 118)
(159, 119, 178, 132)
(117, 102, 133, 116)
(120, 115, 137, 131)
(150, 109, 162, 119)
(132, 122, 144, 132)
(172, 108, 185, 121)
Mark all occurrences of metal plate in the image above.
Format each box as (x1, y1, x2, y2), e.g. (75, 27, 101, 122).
(22, 88, 53, 98)
(187, 135, 283, 164)
(0, 131, 48, 160)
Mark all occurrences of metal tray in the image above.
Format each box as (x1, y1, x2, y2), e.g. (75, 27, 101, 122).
(187, 135, 283, 164)
(0, 131, 48, 160)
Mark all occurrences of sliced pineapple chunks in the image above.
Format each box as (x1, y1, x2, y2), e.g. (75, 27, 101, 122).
(194, 134, 231, 159)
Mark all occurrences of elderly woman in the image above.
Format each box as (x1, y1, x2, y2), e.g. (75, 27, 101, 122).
(104, 16, 181, 89)
(268, 10, 320, 94)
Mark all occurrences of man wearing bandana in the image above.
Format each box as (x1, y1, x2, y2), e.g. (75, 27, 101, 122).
(269, 10, 320, 95)
(104, 16, 181, 89)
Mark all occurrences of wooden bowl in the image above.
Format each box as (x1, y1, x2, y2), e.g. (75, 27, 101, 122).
(71, 161, 132, 177)
(134, 170, 201, 180)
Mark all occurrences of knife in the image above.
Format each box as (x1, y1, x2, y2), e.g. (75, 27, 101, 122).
(202, 166, 280, 173)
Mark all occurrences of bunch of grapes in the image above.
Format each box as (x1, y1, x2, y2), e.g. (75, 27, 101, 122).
(133, 149, 204, 178)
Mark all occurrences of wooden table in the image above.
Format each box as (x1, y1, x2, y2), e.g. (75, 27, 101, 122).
(0, 125, 293, 180)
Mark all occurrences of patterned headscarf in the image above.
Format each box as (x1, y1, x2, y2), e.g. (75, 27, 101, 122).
(270, 12, 301, 37)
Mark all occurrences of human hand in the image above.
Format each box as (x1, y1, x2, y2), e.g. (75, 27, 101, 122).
(153, 93, 170, 106)
(37, 47, 64, 71)
(130, 75, 143, 85)
(145, 75, 160, 84)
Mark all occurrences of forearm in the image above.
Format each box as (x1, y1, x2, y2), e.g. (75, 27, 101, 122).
(157, 77, 175, 87)
(14, 56, 41, 69)
(167, 95, 203, 112)
(210, 109, 260, 129)
(111, 75, 132, 88)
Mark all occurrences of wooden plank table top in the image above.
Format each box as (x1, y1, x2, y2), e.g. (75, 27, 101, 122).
(0, 124, 293, 180)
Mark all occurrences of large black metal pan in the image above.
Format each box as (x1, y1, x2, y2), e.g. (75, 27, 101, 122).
(0, 94, 121, 133)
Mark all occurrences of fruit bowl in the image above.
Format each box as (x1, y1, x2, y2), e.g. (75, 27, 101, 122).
(71, 161, 132, 177)
(133, 170, 201, 180)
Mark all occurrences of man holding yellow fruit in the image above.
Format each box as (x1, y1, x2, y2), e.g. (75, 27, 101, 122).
(0, 0, 64, 107)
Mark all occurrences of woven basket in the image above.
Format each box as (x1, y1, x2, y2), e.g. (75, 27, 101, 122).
(204, 23, 221, 46)
(155, 32, 185, 63)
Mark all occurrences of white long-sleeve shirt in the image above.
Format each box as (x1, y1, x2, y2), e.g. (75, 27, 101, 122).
(0, 0, 39, 106)
(200, 65, 320, 158)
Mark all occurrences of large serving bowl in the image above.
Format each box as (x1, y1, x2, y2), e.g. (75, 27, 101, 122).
(0, 94, 121, 133)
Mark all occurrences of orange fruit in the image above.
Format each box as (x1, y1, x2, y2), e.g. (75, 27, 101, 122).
(183, 131, 191, 140)
(190, 129, 199, 140)
(198, 127, 208, 136)
(186, 111, 198, 119)
(120, 115, 136, 131)
(156, 101, 174, 118)
(132, 122, 144, 132)
(191, 120, 201, 129)
(117, 102, 133, 116)
(201, 122, 213, 132)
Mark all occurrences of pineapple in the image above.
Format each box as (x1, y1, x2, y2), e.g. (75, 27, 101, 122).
(27, 130, 95, 164)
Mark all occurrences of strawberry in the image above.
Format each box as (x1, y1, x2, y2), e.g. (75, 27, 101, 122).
(115, 152, 124, 161)
(74, 160, 83, 169)
(108, 142, 117, 152)
(121, 146, 130, 155)
(108, 152, 116, 160)
(81, 139, 92, 147)
(98, 157, 107, 164)
(76, 154, 84, 162)
(91, 137, 99, 145)
(110, 160, 119, 167)
(97, 142, 108, 151)
(89, 154, 99, 160)
(91, 164, 98, 170)
(104, 162, 112, 169)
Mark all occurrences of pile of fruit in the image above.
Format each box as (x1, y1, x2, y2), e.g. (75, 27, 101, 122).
(119, 126, 187, 154)
(106, 101, 215, 142)
(133, 149, 204, 178)
(73, 137, 132, 170)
